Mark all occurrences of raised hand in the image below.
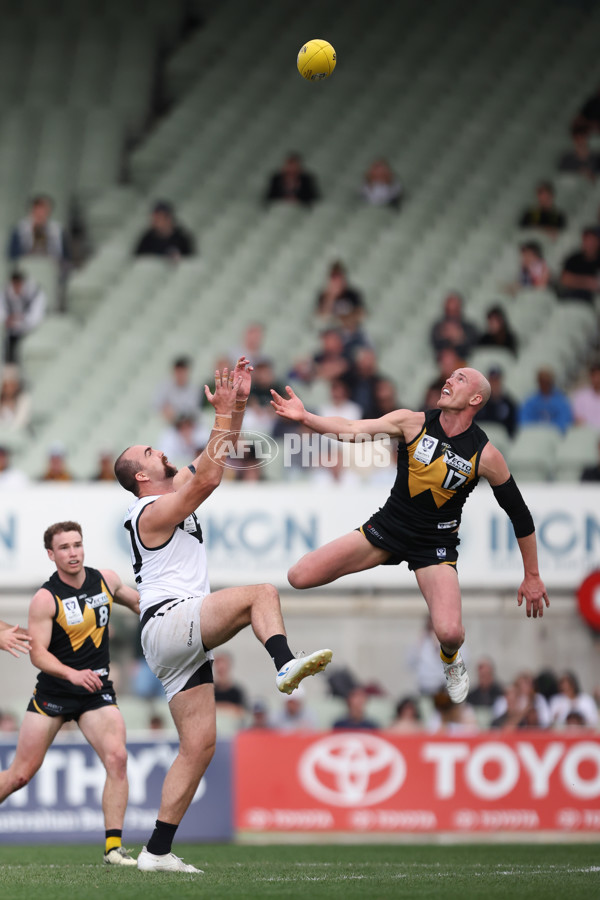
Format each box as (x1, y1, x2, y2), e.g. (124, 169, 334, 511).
(0, 625, 31, 658)
(233, 356, 254, 402)
(204, 367, 242, 415)
(270, 386, 306, 422)
(517, 574, 550, 619)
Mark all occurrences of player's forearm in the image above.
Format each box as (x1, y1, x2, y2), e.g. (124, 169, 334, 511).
(229, 398, 247, 450)
(30, 647, 79, 682)
(301, 410, 361, 439)
(517, 533, 541, 577)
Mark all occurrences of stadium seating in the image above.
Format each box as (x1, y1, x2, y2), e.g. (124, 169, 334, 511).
(2, 0, 600, 480)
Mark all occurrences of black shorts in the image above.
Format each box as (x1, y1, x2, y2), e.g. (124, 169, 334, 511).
(359, 516, 459, 571)
(27, 685, 118, 722)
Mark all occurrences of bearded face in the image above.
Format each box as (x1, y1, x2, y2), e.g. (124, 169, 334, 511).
(162, 457, 178, 479)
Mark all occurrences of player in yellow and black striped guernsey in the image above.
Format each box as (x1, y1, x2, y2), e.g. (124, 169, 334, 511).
(271, 367, 550, 703)
(0, 521, 140, 866)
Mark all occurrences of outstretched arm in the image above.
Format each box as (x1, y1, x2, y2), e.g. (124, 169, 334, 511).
(140, 367, 240, 546)
(270, 385, 422, 441)
(101, 570, 140, 615)
(479, 443, 549, 618)
(0, 620, 31, 658)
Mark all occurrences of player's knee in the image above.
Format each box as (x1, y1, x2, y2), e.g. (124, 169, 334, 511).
(288, 563, 309, 590)
(435, 622, 464, 650)
(256, 583, 280, 607)
(105, 744, 128, 777)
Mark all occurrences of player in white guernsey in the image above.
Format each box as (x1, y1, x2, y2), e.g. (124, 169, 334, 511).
(115, 358, 332, 874)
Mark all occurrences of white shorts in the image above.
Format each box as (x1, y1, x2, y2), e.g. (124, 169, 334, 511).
(140, 596, 213, 702)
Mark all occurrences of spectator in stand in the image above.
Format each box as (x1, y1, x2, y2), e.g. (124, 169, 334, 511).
(248, 700, 271, 730)
(475, 367, 519, 438)
(230, 322, 264, 364)
(549, 671, 598, 728)
(428, 689, 477, 734)
(246, 358, 288, 438)
(407, 616, 447, 698)
(571, 362, 600, 426)
(265, 152, 319, 207)
(273, 687, 317, 732)
(333, 687, 378, 730)
(490, 683, 531, 730)
(315, 261, 365, 325)
(519, 181, 566, 235)
(318, 377, 362, 421)
(92, 451, 117, 482)
(213, 652, 248, 721)
(0, 365, 32, 433)
(134, 201, 195, 259)
(467, 657, 504, 709)
(492, 670, 551, 728)
(574, 85, 600, 132)
(519, 367, 573, 434)
(387, 696, 422, 733)
(8, 195, 67, 262)
(371, 378, 400, 418)
(345, 346, 384, 418)
(338, 304, 372, 363)
(361, 158, 403, 209)
(430, 292, 479, 358)
(312, 328, 351, 382)
(558, 125, 600, 181)
(517, 241, 550, 289)
(425, 346, 467, 406)
(0, 445, 28, 489)
(158, 413, 208, 470)
(39, 442, 72, 482)
(0, 270, 46, 365)
(477, 305, 518, 356)
(559, 228, 600, 304)
(153, 356, 199, 425)
(581, 439, 600, 482)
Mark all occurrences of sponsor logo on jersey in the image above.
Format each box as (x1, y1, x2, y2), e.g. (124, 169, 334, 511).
(187, 621, 194, 647)
(85, 592, 110, 609)
(101, 693, 113, 703)
(443, 450, 472, 475)
(436, 548, 447, 559)
(437, 520, 458, 530)
(414, 434, 439, 465)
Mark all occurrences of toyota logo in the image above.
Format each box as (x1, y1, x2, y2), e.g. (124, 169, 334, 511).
(298, 733, 406, 807)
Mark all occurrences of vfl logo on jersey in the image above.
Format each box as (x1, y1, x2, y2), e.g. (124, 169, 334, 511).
(436, 548, 447, 559)
(443, 450, 472, 475)
(413, 434, 439, 465)
(85, 592, 110, 609)
(180, 513, 203, 543)
(63, 597, 84, 626)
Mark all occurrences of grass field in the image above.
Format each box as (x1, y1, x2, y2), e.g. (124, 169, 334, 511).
(0, 843, 598, 900)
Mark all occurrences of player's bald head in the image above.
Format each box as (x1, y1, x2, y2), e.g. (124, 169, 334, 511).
(465, 368, 491, 409)
(114, 446, 143, 495)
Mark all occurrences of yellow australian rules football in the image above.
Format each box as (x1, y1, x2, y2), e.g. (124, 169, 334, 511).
(297, 39, 336, 81)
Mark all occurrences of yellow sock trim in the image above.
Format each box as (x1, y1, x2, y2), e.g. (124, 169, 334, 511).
(105, 836, 122, 853)
(440, 648, 458, 664)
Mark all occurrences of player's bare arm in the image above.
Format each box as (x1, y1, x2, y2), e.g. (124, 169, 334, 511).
(0, 620, 31, 657)
(270, 385, 424, 441)
(479, 442, 549, 619)
(28, 589, 103, 692)
(139, 368, 241, 546)
(173, 357, 253, 490)
(100, 570, 140, 615)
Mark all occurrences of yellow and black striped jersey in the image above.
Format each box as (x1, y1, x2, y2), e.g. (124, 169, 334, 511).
(36, 567, 114, 695)
(379, 409, 489, 543)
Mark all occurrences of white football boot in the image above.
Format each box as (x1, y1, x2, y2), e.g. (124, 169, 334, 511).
(276, 649, 333, 695)
(441, 650, 470, 703)
(103, 846, 137, 866)
(137, 846, 203, 873)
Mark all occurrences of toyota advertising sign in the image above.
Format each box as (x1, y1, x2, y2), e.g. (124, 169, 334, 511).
(0, 738, 232, 844)
(235, 732, 600, 833)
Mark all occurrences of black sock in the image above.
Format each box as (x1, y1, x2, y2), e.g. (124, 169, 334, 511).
(265, 634, 294, 671)
(147, 819, 178, 856)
